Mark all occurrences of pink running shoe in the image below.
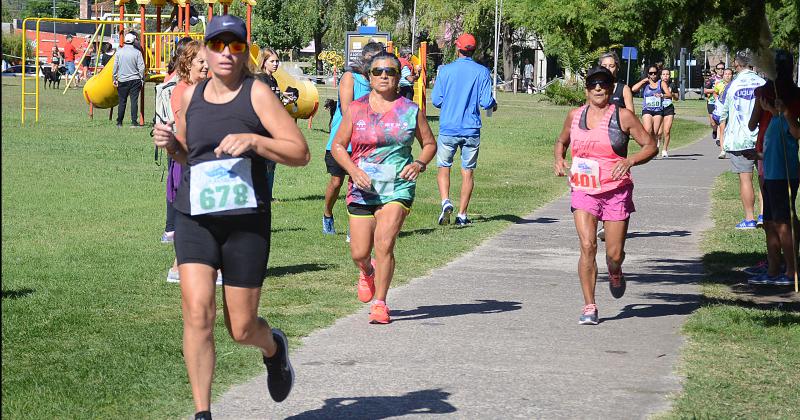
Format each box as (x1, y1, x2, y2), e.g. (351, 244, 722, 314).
(357, 259, 376, 303)
(579, 304, 598, 325)
(369, 301, 390, 324)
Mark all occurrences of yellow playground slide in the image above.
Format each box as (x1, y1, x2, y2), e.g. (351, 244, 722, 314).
(250, 45, 319, 120)
(82, 55, 118, 109)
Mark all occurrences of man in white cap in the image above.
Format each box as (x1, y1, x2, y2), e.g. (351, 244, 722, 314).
(113, 32, 145, 127)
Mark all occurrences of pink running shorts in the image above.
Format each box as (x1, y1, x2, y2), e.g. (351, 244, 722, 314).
(571, 182, 635, 221)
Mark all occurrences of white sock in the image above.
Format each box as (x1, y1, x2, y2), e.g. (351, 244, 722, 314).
(458, 213, 467, 219)
(442, 198, 450, 206)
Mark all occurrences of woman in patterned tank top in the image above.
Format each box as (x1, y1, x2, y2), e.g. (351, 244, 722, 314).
(331, 52, 437, 324)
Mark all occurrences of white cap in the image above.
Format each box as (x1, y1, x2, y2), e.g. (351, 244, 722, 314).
(124, 33, 136, 44)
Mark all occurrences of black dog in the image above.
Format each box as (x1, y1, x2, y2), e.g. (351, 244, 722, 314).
(323, 99, 337, 131)
(41, 65, 66, 89)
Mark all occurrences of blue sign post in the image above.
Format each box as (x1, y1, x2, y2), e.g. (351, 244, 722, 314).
(622, 46, 638, 85)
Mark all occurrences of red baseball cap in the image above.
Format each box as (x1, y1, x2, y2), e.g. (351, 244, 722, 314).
(456, 34, 476, 51)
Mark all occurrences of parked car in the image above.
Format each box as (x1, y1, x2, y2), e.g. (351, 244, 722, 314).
(2, 65, 38, 77)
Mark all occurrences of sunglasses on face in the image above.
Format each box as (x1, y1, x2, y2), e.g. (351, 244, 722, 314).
(716, 67, 724, 70)
(586, 80, 612, 89)
(370, 67, 399, 77)
(648, 71, 657, 75)
(205, 39, 248, 54)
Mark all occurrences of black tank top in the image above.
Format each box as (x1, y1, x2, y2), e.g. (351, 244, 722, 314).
(174, 76, 271, 215)
(609, 82, 626, 109)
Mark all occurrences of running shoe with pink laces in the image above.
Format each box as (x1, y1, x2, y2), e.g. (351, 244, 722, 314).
(579, 303, 598, 325)
(357, 259, 376, 303)
(369, 301, 391, 324)
(609, 268, 626, 299)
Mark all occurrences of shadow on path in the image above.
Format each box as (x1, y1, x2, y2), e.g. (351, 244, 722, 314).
(627, 230, 690, 239)
(602, 299, 700, 323)
(392, 299, 522, 322)
(286, 388, 456, 420)
(476, 215, 560, 224)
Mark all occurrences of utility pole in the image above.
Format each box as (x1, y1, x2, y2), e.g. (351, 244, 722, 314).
(53, 0, 58, 45)
(410, 0, 418, 54)
(679, 48, 686, 101)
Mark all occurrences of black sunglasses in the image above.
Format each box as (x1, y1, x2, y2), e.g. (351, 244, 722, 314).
(648, 71, 657, 75)
(370, 67, 399, 77)
(716, 67, 724, 70)
(586, 80, 612, 89)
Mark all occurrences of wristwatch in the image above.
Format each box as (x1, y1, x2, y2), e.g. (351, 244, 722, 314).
(413, 159, 427, 173)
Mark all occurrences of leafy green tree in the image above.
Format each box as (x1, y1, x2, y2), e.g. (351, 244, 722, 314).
(251, 0, 307, 51)
(23, 0, 78, 19)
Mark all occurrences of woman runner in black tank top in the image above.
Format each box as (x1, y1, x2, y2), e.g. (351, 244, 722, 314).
(598, 52, 634, 113)
(152, 15, 309, 419)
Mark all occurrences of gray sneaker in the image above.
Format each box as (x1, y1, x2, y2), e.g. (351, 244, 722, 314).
(438, 200, 454, 225)
(578, 304, 598, 325)
(597, 226, 606, 241)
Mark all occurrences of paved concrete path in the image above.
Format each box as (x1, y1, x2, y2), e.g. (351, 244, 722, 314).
(214, 135, 729, 419)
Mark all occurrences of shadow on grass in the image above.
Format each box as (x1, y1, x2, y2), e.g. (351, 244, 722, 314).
(476, 215, 559, 224)
(391, 299, 522, 322)
(701, 250, 800, 311)
(268, 263, 335, 277)
(280, 194, 326, 203)
(426, 115, 439, 123)
(2, 288, 35, 299)
(286, 388, 456, 419)
(273, 227, 306, 233)
(399, 228, 436, 238)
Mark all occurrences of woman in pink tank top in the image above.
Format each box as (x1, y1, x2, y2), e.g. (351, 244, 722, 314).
(553, 66, 658, 325)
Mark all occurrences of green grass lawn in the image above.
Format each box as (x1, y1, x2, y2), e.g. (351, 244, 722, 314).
(661, 173, 800, 419)
(2, 77, 708, 418)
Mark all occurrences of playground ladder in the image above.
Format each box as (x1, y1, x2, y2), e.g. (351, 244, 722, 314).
(20, 62, 40, 123)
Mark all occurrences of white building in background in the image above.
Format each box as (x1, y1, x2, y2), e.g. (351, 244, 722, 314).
(517, 30, 548, 88)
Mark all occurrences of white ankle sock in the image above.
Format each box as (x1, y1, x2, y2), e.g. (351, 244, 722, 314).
(442, 199, 450, 206)
(457, 213, 467, 219)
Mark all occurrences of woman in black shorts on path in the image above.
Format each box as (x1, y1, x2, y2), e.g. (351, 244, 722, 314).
(658, 68, 676, 157)
(152, 15, 310, 419)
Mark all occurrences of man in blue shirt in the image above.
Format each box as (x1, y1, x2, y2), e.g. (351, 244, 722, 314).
(432, 33, 497, 226)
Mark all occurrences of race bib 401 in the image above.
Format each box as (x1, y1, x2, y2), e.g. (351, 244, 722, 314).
(569, 157, 601, 194)
(190, 158, 257, 215)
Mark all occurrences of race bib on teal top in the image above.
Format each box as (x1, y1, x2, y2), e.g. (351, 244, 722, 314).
(190, 158, 257, 215)
(358, 161, 397, 197)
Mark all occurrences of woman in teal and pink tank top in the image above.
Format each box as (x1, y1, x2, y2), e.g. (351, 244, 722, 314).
(554, 66, 658, 325)
(331, 52, 437, 324)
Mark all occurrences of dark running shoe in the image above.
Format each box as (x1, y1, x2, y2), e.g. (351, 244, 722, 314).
(264, 328, 294, 402)
(609, 269, 626, 299)
(455, 216, 472, 226)
(194, 411, 212, 420)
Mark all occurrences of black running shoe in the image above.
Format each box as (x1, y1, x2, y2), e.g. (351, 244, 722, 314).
(263, 328, 294, 402)
(609, 269, 626, 299)
(194, 411, 212, 420)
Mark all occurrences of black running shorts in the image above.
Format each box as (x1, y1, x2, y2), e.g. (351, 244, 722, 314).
(174, 211, 270, 288)
(347, 199, 413, 217)
(763, 179, 799, 222)
(325, 150, 347, 177)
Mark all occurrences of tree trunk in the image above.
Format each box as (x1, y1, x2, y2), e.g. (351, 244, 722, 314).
(501, 22, 514, 91)
(314, 31, 323, 79)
